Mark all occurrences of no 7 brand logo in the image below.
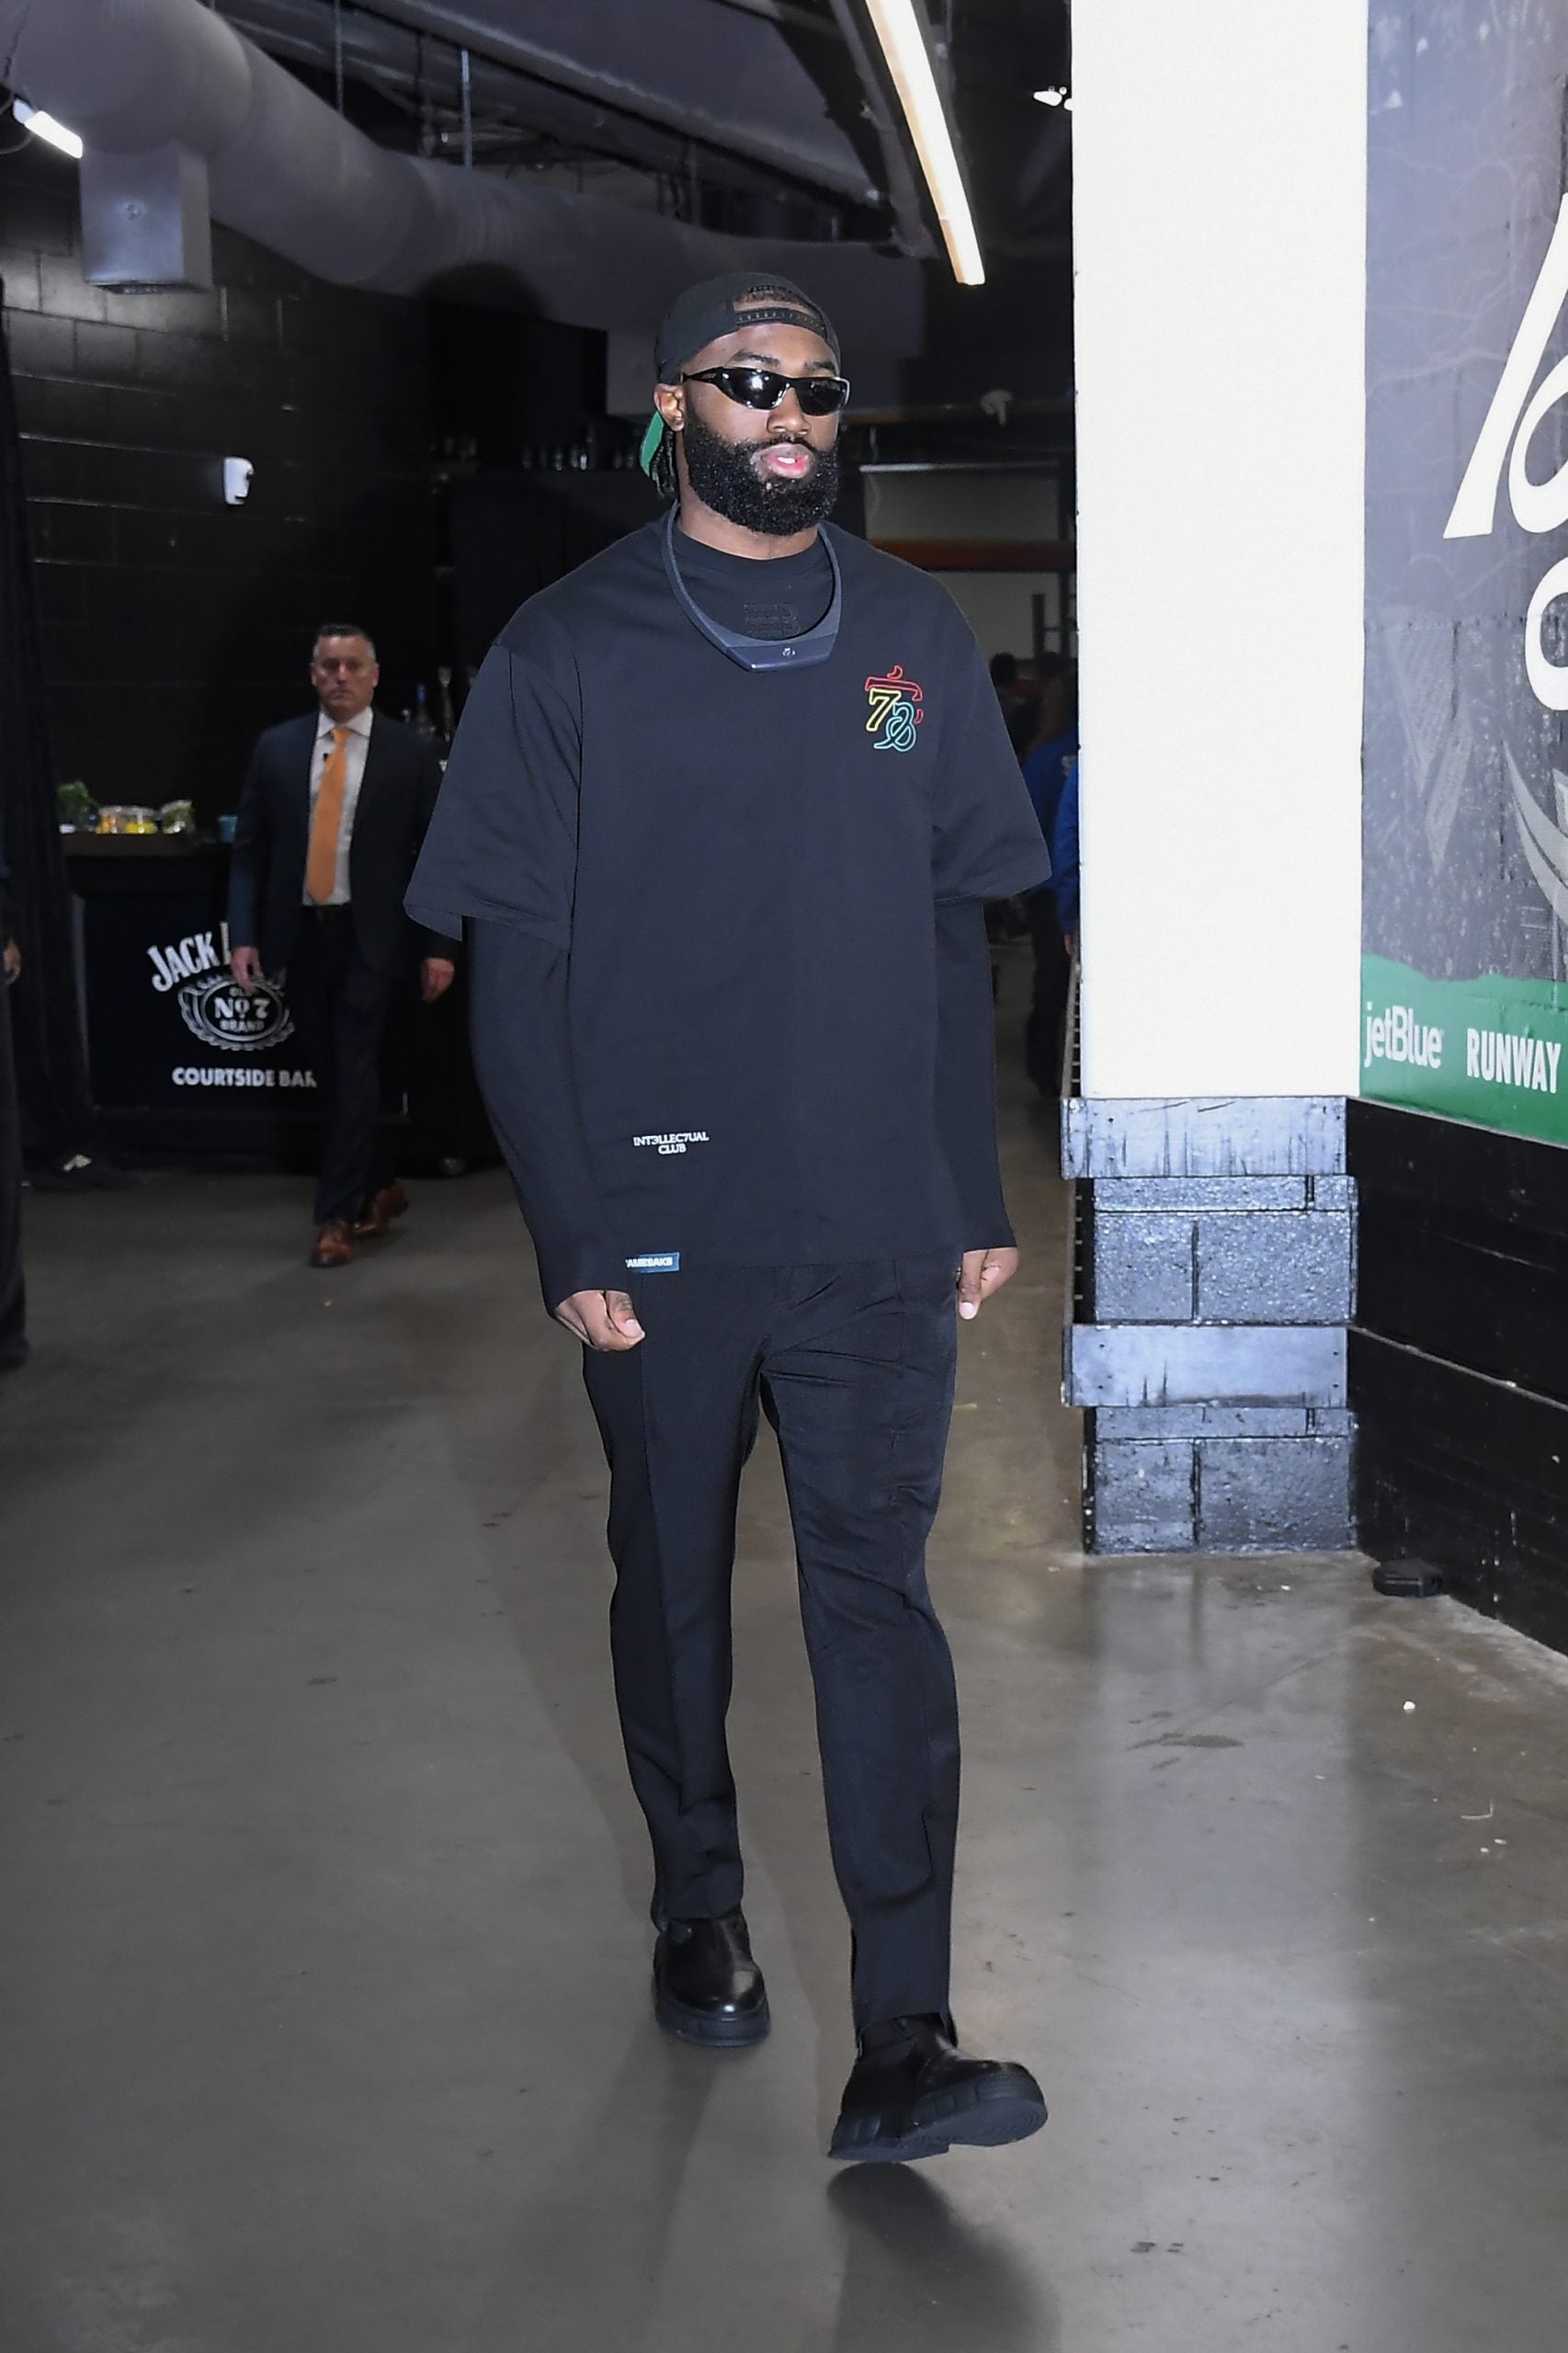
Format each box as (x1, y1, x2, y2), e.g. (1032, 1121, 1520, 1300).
(1447, 192, 1568, 709)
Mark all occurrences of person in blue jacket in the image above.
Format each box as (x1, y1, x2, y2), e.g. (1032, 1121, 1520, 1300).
(1021, 663, 1078, 1091)
(1050, 753, 1079, 949)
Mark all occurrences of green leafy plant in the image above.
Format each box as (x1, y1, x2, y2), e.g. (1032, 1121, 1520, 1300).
(57, 780, 97, 827)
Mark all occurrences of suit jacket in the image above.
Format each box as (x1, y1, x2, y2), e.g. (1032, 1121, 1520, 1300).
(227, 710, 456, 978)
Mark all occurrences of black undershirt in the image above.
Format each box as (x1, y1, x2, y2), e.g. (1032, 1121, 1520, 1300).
(671, 528, 835, 642)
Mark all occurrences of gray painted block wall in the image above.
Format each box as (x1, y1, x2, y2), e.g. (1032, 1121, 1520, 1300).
(1062, 1099, 1357, 1554)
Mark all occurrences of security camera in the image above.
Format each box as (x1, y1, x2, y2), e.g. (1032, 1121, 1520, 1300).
(222, 458, 254, 506)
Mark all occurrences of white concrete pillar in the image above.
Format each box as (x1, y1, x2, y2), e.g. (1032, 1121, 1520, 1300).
(1072, 2, 1368, 1100)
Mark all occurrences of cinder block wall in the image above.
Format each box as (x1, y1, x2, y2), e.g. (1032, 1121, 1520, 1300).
(0, 140, 436, 820)
(1064, 1100, 1356, 1554)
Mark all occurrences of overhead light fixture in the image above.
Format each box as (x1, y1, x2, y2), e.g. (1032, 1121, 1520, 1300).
(863, 0, 984, 287)
(1033, 87, 1072, 110)
(12, 98, 84, 159)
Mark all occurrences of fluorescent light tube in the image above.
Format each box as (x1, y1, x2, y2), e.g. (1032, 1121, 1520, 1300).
(13, 100, 84, 160)
(864, 0, 984, 286)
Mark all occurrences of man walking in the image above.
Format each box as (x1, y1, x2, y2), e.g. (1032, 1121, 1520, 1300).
(409, 276, 1050, 2163)
(229, 625, 456, 1268)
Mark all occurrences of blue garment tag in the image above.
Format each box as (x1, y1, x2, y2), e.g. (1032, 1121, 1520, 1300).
(624, 1252, 680, 1272)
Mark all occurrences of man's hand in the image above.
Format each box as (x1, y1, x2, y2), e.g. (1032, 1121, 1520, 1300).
(555, 1289, 646, 1350)
(957, 1245, 1019, 1321)
(421, 956, 457, 1004)
(230, 944, 263, 993)
(3, 939, 19, 987)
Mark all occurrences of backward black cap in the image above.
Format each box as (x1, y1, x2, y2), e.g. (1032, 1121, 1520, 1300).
(642, 273, 839, 480)
(653, 272, 839, 383)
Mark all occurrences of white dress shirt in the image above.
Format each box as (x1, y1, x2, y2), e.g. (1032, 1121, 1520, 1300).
(303, 704, 373, 905)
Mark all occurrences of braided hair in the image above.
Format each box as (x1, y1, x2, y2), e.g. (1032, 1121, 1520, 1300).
(650, 421, 679, 502)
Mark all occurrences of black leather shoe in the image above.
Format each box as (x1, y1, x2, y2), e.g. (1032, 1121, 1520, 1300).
(829, 2014, 1047, 2163)
(653, 1909, 770, 2048)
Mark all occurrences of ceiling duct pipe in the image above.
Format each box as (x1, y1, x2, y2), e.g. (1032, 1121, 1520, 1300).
(0, 0, 921, 363)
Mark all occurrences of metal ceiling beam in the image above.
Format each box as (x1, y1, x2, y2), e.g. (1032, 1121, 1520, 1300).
(339, 0, 880, 203)
(824, 0, 932, 257)
(708, 0, 844, 34)
(0, 0, 921, 359)
(220, 0, 842, 204)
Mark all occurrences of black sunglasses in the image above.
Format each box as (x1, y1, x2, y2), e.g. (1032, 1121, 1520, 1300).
(681, 365, 851, 416)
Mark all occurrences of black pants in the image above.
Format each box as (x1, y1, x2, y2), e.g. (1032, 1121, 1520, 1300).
(583, 1255, 961, 2032)
(1025, 891, 1072, 1096)
(0, 980, 24, 1367)
(286, 911, 395, 1226)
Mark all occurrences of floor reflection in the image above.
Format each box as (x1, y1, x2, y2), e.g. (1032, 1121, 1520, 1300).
(826, 2165, 1056, 2353)
(466, 2025, 721, 2352)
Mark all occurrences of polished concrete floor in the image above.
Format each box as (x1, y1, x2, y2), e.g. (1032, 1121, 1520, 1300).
(4, 1009, 1568, 2352)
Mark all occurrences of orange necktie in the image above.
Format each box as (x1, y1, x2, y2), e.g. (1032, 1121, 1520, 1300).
(306, 726, 350, 904)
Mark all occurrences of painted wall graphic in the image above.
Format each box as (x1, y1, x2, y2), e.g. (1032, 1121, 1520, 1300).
(1363, 4, 1568, 1144)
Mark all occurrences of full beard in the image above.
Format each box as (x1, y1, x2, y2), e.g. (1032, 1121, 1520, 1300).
(680, 407, 840, 535)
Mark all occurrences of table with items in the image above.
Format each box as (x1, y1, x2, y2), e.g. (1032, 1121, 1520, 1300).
(64, 833, 492, 1170)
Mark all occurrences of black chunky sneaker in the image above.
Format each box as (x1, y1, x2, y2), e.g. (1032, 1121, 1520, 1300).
(828, 2013, 1047, 2163)
(653, 1908, 770, 2048)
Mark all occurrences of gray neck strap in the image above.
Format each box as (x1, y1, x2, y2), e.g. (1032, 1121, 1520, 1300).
(662, 511, 841, 673)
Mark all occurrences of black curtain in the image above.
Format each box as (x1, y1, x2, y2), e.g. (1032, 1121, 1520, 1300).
(0, 285, 93, 1154)
(450, 471, 663, 672)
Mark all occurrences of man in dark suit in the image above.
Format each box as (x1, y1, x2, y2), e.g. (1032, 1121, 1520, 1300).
(228, 623, 456, 1268)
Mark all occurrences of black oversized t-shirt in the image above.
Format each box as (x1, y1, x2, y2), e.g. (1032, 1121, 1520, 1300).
(408, 518, 1048, 1276)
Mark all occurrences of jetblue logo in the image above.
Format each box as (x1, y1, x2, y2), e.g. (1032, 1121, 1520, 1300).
(625, 1253, 680, 1272)
(1365, 1003, 1443, 1071)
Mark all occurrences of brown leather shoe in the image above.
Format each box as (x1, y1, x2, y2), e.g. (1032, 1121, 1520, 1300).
(352, 1182, 409, 1240)
(310, 1219, 355, 1268)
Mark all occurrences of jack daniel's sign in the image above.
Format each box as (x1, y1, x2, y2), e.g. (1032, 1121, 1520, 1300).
(147, 926, 294, 1052)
